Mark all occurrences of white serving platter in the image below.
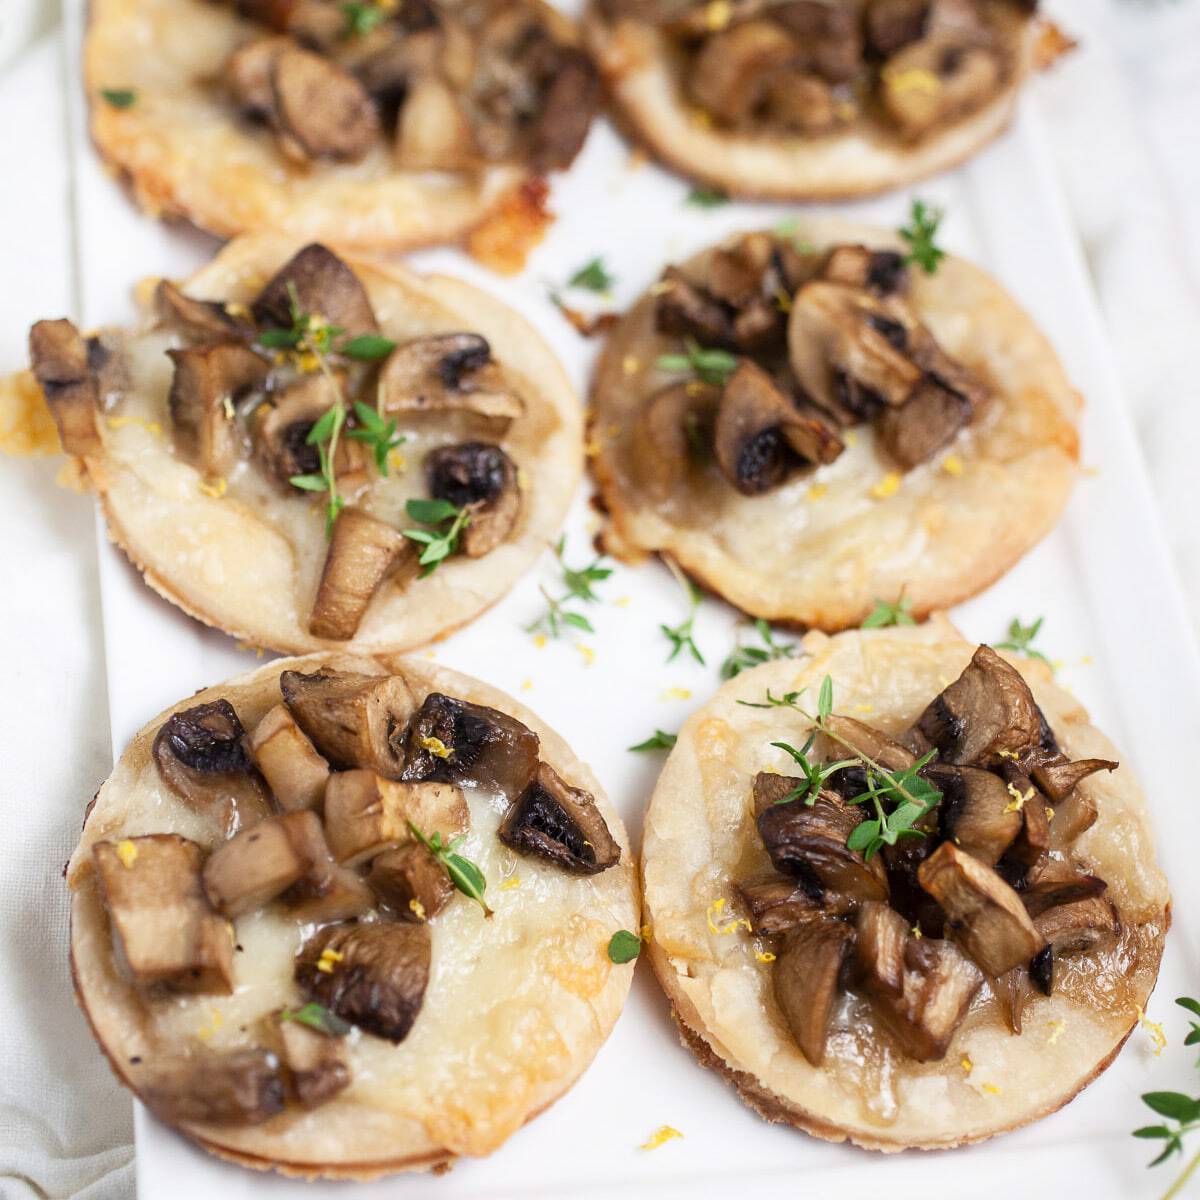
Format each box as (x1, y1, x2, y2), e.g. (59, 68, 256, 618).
(52, 2, 1200, 1193)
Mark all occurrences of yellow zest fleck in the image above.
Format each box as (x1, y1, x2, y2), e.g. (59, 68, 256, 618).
(605, 424, 621, 439)
(516, 466, 529, 490)
(317, 948, 345, 974)
(912, 924, 923, 940)
(418, 735, 452, 759)
(255, 402, 271, 419)
(754, 949, 777, 964)
(806, 483, 829, 502)
(685, 380, 708, 397)
(499, 876, 521, 892)
(883, 66, 942, 96)
(614, 595, 631, 608)
(845, 430, 859, 447)
(941, 454, 965, 476)
(222, 395, 236, 421)
(834, 100, 858, 121)
(1082, 465, 1101, 478)
(640, 924, 652, 940)
(870, 473, 901, 499)
(520, 678, 533, 692)
(1004, 782, 1033, 813)
(115, 840, 139, 869)
(235, 640, 265, 658)
(389, 449, 407, 472)
(704, 0, 731, 29)
(107, 415, 162, 437)
(424, 649, 437, 659)
(960, 1055, 973, 1074)
(1045, 805, 1055, 822)
(649, 281, 673, 297)
(853, 703, 874, 714)
(1136, 1005, 1167, 1056)
(640, 1125, 683, 1151)
(1051, 658, 1066, 672)
(774, 288, 793, 313)
(196, 1008, 224, 1041)
(533, 634, 547, 649)
(662, 686, 691, 701)
(980, 1082, 1002, 1096)
(997, 749, 1019, 760)
(576, 644, 596, 667)
(1046, 1019, 1066, 1046)
(1080, 655, 1093, 667)
(706, 898, 751, 936)
(408, 898, 427, 921)
(198, 476, 227, 499)
(584, 438, 602, 458)
(622, 354, 641, 375)
(689, 108, 712, 129)
(224, 301, 252, 320)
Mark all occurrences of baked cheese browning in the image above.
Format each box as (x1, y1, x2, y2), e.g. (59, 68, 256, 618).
(82, 662, 623, 1141)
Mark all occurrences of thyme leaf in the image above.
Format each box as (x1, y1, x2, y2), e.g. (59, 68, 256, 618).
(899, 198, 945, 275)
(655, 337, 738, 387)
(720, 619, 796, 679)
(280, 1001, 351, 1038)
(629, 730, 677, 752)
(661, 576, 705, 665)
(526, 536, 612, 639)
(568, 257, 615, 293)
(994, 616, 1051, 666)
(685, 186, 728, 208)
(407, 822, 492, 915)
(862, 592, 915, 629)
(101, 88, 137, 109)
(607, 930, 642, 964)
(346, 399, 405, 474)
(402, 498, 471, 576)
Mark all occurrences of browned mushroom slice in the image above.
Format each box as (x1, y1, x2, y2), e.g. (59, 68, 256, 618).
(773, 917, 854, 1066)
(911, 645, 1042, 767)
(93, 835, 234, 993)
(929, 765, 1022, 866)
(1049, 788, 1099, 848)
(141, 1049, 285, 1126)
(1032, 755, 1118, 803)
(324, 769, 468, 866)
(822, 245, 910, 296)
(1034, 894, 1120, 960)
(714, 360, 844, 494)
(499, 761, 620, 875)
(280, 668, 416, 777)
(527, 45, 600, 172)
(881, 39, 1002, 141)
(395, 74, 479, 171)
(253, 243, 379, 335)
(856, 901, 983, 1061)
(756, 783, 890, 903)
(378, 334, 524, 429)
(28, 318, 102, 456)
(654, 268, 736, 349)
(152, 700, 271, 835)
(821, 715, 915, 771)
(235, 0, 299, 33)
(1020, 864, 1107, 919)
(297, 922, 431, 1043)
(773, 0, 863, 79)
(866, 0, 929, 57)
(425, 442, 520, 558)
(227, 35, 290, 122)
(735, 872, 847, 932)
(284, 849, 374, 923)
(245, 703, 330, 813)
(629, 382, 720, 502)
(274, 1012, 350, 1108)
(402, 691, 540, 798)
(689, 20, 800, 125)
(202, 810, 331, 917)
(368, 842, 455, 921)
(167, 342, 269, 477)
(762, 69, 842, 135)
(155, 280, 255, 341)
(917, 841, 1045, 976)
(876, 378, 971, 469)
(309, 507, 420, 641)
(270, 42, 380, 161)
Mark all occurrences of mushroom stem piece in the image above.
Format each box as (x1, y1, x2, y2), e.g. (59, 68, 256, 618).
(28, 318, 102, 455)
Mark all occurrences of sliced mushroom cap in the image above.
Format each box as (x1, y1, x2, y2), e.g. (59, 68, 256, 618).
(821, 244, 910, 297)
(378, 334, 524, 430)
(762, 69, 841, 135)
(152, 700, 271, 836)
(755, 783, 890, 903)
(773, 917, 855, 1066)
(297, 921, 431, 1043)
(401, 691, 540, 799)
(309, 507, 420, 641)
(917, 840, 1045, 976)
(323, 769, 467, 867)
(284, 855, 374, 923)
(821, 715, 916, 771)
(235, 0, 300, 33)
(425, 442, 520, 558)
(1034, 894, 1120, 959)
(167, 342, 269, 477)
(881, 39, 1002, 141)
(368, 842, 456, 921)
(395, 74, 479, 171)
(499, 760, 621, 875)
(929, 764, 1022, 866)
(275, 1013, 350, 1108)
(93, 834, 234, 993)
(227, 35, 292, 122)
(245, 703, 330, 813)
(688, 20, 800, 124)
(140, 1049, 285, 1126)
(526, 45, 600, 172)
(270, 42, 380, 161)
(155, 280, 255, 341)
(735, 872, 849, 932)
(1049, 788, 1099, 848)
(253, 244, 379, 336)
(1032, 755, 1118, 803)
(866, 0, 929, 57)
(911, 645, 1042, 767)
(655, 269, 738, 351)
(280, 668, 416, 778)
(630, 381, 720, 503)
(1020, 864, 1107, 919)
(28, 318, 102, 456)
(773, 0, 864, 79)
(875, 377, 971, 469)
(714, 360, 843, 494)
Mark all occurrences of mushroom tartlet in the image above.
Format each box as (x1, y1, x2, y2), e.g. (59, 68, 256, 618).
(25, 235, 580, 652)
(69, 653, 637, 1178)
(87, 0, 599, 250)
(641, 618, 1168, 1150)
(584, 0, 1038, 200)
(590, 218, 1079, 629)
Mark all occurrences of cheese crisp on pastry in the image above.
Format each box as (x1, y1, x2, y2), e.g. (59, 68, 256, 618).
(87, 0, 599, 249)
(585, 0, 1039, 199)
(69, 653, 639, 1179)
(23, 235, 581, 653)
(640, 619, 1168, 1150)
(590, 217, 1079, 629)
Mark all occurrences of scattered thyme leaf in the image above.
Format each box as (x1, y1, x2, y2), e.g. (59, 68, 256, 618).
(342, 1, 387, 35)
(101, 88, 137, 109)
(899, 198, 945, 274)
(402, 498, 472, 576)
(629, 730, 677, 752)
(341, 333, 396, 361)
(655, 337, 738, 386)
(661, 576, 705, 665)
(280, 1001, 351, 1038)
(686, 186, 728, 208)
(861, 592, 915, 629)
(346, 399, 405, 474)
(720, 618, 796, 679)
(607, 929, 642, 963)
(526, 536, 612, 639)
(568, 257, 615, 293)
(994, 616, 1051, 666)
(407, 822, 492, 915)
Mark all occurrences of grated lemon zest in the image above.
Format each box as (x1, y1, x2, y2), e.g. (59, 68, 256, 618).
(317, 948, 345, 974)
(584, 438, 602, 458)
(235, 640, 266, 658)
(499, 877, 521, 892)
(640, 924, 652, 940)
(622, 354, 641, 374)
(912, 924, 923, 939)
(614, 596, 631, 608)
(754, 949, 777, 964)
(806, 483, 829, 502)
(107, 415, 162, 437)
(196, 1008, 224, 1041)
(883, 66, 942, 95)
(389, 449, 407, 472)
(853, 703, 874, 714)
(706, 898, 751, 936)
(198, 476, 227, 499)
(516, 466, 529, 490)
(520, 678, 534, 691)
(1046, 1019, 1066, 1046)
(115, 840, 139, 869)
(224, 301, 252, 320)
(981, 1083, 1002, 1096)
(1080, 655, 1093, 667)
(1045, 805, 1055, 821)
(576, 644, 596, 667)
(997, 749, 1019, 759)
(533, 634, 547, 649)
(941, 454, 965, 476)
(408, 898, 427, 921)
(960, 1055, 973, 1074)
(845, 430, 858, 447)
(1004, 782, 1033, 813)
(1136, 1005, 1167, 1056)
(640, 1125, 683, 1151)
(870, 473, 901, 499)
(418, 735, 452, 759)
(704, 0, 731, 29)
(662, 686, 691, 701)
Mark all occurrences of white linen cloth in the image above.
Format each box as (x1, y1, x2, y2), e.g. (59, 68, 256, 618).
(0, 2, 1196, 1197)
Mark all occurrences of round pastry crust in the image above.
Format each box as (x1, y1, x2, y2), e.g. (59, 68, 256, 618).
(582, 9, 1035, 201)
(86, 0, 531, 249)
(68, 652, 640, 1179)
(81, 233, 581, 654)
(590, 217, 1080, 630)
(641, 619, 1169, 1151)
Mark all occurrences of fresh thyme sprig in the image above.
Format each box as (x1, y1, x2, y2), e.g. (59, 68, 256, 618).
(402, 498, 471, 576)
(771, 733, 859, 805)
(686, 186, 728, 208)
(346, 400, 405, 474)
(280, 1001, 351, 1037)
(342, 1, 388, 35)
(1182, 996, 1200, 1065)
(661, 574, 705, 665)
(862, 592, 915, 629)
(721, 619, 796, 679)
(899, 199, 945, 274)
(408, 822, 492, 916)
(1134, 999, 1200, 1196)
(568, 257, 615, 293)
(629, 730, 677, 752)
(607, 930, 642, 964)
(656, 337, 739, 386)
(288, 402, 346, 536)
(526, 536, 612, 638)
(101, 88, 137, 109)
(995, 616, 1051, 665)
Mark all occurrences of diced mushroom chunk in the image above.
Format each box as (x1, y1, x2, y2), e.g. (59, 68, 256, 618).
(1034, 894, 1119, 963)
(755, 782, 890, 903)
(773, 918, 854, 1066)
(822, 245, 910, 297)
(253, 244, 378, 335)
(654, 268, 736, 349)
(152, 700, 270, 835)
(881, 39, 1002, 141)
(1049, 789, 1099, 848)
(167, 342, 269, 477)
(368, 842, 455, 921)
(402, 691, 540, 798)
(297, 922, 431, 1043)
(28, 318, 102, 455)
(688, 20, 800, 125)
(821, 715, 915, 771)
(310, 507, 420, 641)
(93, 835, 234, 993)
(323, 769, 468, 867)
(499, 761, 620, 875)
(1020, 864, 1107, 918)
(917, 841, 1045, 976)
(280, 668, 416, 778)
(912, 645, 1042, 767)
(856, 901, 982, 1061)
(867, 0, 929, 57)
(140, 1049, 284, 1126)
(227, 35, 290, 121)
(275, 1013, 350, 1108)
(271, 43, 380, 161)
(876, 378, 971, 469)
(1032, 756, 1118, 803)
(630, 382, 719, 503)
(395, 76, 478, 172)
(735, 872, 846, 932)
(155, 280, 254, 341)
(929, 764, 1022, 866)
(425, 442, 520, 558)
(245, 703, 330, 813)
(285, 854, 374, 923)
